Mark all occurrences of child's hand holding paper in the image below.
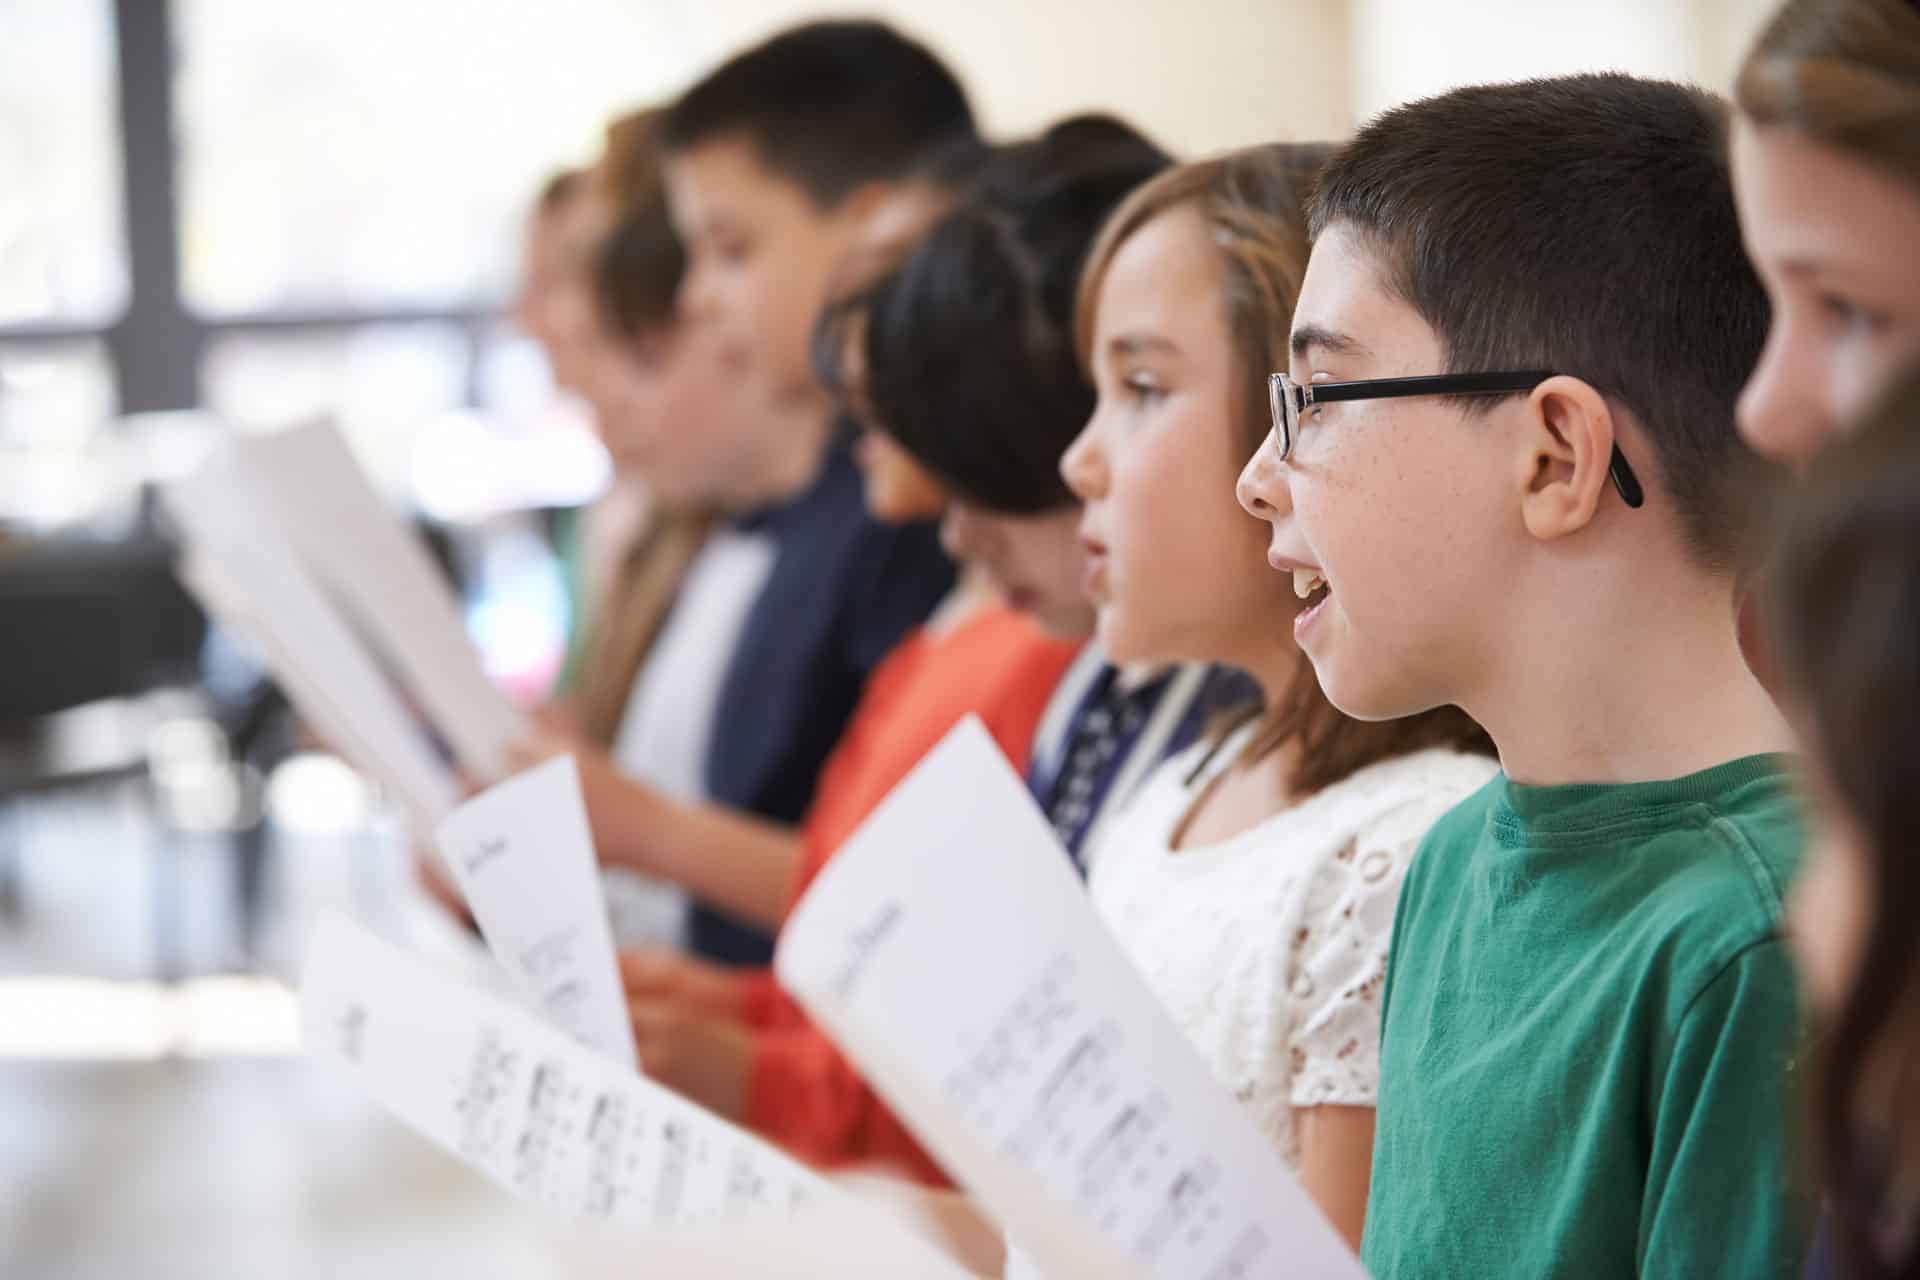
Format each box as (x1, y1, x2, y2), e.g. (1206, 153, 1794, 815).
(625, 998, 755, 1122)
(619, 948, 751, 1021)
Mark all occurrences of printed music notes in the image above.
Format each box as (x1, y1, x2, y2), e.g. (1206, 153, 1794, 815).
(777, 717, 1368, 1280)
(434, 756, 636, 1069)
(301, 914, 975, 1276)
(306, 914, 821, 1227)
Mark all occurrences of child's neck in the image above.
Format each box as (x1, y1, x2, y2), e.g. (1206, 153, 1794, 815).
(920, 568, 1004, 640)
(1169, 636, 1305, 851)
(1472, 569, 1792, 788)
(727, 402, 831, 511)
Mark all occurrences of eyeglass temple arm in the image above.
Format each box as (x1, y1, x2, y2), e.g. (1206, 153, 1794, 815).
(1307, 371, 1554, 404)
(1306, 372, 1645, 508)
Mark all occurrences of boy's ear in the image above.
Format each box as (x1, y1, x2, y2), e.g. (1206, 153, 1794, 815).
(1515, 376, 1619, 543)
(834, 180, 899, 233)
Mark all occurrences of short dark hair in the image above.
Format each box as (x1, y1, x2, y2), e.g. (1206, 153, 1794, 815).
(1767, 365, 1920, 1280)
(662, 20, 977, 208)
(1311, 73, 1779, 569)
(847, 116, 1171, 513)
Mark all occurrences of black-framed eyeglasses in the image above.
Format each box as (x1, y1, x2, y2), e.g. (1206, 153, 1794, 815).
(1266, 370, 1645, 509)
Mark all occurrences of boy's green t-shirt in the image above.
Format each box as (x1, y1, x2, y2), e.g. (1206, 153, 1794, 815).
(1361, 755, 1809, 1279)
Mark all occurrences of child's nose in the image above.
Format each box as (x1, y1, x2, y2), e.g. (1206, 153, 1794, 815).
(1236, 438, 1291, 521)
(1059, 420, 1104, 500)
(676, 263, 721, 324)
(1735, 323, 1833, 468)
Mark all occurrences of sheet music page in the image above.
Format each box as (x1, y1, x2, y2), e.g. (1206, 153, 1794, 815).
(303, 912, 810, 1228)
(301, 914, 977, 1277)
(775, 718, 1369, 1280)
(435, 756, 637, 1070)
(163, 456, 462, 831)
(237, 420, 525, 781)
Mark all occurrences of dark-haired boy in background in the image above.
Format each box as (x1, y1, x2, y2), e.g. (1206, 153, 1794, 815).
(520, 22, 976, 966)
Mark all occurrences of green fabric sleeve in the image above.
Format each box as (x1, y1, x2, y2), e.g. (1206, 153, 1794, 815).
(1639, 937, 1809, 1278)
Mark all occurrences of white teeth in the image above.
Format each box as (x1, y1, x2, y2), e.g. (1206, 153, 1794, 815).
(1292, 568, 1326, 600)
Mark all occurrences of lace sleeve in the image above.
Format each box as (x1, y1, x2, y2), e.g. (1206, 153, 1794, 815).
(1284, 794, 1446, 1109)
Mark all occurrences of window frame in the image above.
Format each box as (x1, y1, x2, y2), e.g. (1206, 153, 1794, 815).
(0, 0, 492, 416)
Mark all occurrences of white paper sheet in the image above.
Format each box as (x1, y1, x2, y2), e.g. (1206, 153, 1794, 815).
(237, 420, 525, 781)
(302, 912, 823, 1227)
(435, 756, 637, 1070)
(300, 914, 976, 1277)
(776, 718, 1369, 1280)
(163, 456, 462, 831)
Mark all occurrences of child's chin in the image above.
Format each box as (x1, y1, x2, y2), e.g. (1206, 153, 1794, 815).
(1313, 659, 1412, 725)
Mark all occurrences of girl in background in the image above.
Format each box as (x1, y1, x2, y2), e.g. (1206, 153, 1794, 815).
(1766, 370, 1920, 1280)
(1733, 12, 1920, 1275)
(1732, 0, 1920, 465)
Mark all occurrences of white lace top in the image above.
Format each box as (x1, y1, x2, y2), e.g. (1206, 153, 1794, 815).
(1088, 728, 1498, 1167)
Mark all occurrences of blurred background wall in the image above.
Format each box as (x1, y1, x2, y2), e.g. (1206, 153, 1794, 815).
(2, 0, 1780, 441)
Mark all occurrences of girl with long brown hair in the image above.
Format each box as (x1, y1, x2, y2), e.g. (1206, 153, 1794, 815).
(1770, 369, 1920, 1280)
(1736, 10, 1920, 1273)
(1058, 145, 1495, 1248)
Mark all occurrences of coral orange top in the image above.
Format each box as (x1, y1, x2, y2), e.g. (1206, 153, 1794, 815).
(735, 602, 1077, 1184)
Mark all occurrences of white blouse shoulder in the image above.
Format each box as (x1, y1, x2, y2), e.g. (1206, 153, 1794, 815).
(1088, 735, 1498, 1165)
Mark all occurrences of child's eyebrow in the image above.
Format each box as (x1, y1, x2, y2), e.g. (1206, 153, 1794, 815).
(1290, 324, 1367, 360)
(1107, 332, 1178, 359)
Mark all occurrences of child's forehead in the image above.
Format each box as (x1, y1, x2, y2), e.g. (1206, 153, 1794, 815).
(1104, 210, 1216, 308)
(1294, 224, 1441, 368)
(667, 134, 816, 215)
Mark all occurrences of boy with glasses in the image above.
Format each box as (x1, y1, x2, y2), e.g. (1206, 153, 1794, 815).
(1236, 74, 1806, 1277)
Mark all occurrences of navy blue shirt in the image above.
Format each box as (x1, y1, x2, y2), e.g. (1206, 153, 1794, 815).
(1028, 652, 1256, 872)
(690, 437, 953, 965)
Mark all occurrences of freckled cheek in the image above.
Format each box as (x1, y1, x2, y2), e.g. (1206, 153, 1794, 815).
(1308, 456, 1422, 613)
